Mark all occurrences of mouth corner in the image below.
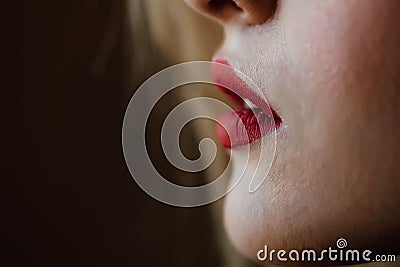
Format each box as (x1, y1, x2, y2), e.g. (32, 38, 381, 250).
(211, 58, 283, 148)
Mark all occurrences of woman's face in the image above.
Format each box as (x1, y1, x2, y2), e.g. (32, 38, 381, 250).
(185, 0, 400, 262)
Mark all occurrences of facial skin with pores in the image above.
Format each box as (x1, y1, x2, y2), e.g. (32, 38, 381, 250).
(184, 0, 400, 264)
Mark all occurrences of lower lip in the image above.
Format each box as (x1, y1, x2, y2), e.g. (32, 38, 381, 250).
(212, 60, 282, 148)
(216, 109, 281, 148)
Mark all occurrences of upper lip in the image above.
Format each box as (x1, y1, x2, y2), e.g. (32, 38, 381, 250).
(211, 59, 273, 114)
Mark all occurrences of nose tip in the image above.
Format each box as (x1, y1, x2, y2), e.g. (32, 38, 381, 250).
(184, 0, 277, 26)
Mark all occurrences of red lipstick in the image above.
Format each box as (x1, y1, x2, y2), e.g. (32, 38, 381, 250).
(212, 59, 282, 148)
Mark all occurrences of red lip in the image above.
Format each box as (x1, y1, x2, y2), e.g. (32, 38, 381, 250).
(212, 59, 282, 148)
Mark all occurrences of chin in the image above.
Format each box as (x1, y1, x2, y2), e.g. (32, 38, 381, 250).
(223, 136, 400, 265)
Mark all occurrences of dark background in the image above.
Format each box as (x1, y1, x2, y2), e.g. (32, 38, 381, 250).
(7, 1, 246, 266)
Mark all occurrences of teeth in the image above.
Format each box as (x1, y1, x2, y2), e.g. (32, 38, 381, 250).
(243, 98, 258, 109)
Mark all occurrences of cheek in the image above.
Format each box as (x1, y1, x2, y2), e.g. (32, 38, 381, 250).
(281, 0, 387, 148)
(281, 0, 400, 210)
(223, 0, 400, 260)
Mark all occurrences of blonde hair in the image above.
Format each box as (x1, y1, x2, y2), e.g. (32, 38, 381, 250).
(129, 0, 222, 63)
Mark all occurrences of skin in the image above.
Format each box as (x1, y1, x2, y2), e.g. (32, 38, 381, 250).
(184, 0, 400, 264)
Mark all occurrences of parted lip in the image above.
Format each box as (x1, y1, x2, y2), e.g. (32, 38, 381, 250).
(211, 58, 282, 148)
(211, 58, 282, 122)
